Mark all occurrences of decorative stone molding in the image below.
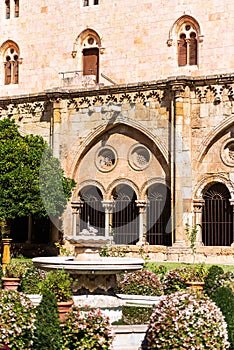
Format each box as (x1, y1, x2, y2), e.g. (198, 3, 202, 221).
(128, 144, 152, 171)
(95, 146, 117, 172)
(221, 138, 234, 166)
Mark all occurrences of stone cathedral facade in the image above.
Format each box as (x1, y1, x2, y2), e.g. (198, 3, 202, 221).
(1, 0, 234, 262)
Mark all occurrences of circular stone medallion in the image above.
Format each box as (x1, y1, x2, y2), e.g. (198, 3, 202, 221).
(95, 146, 117, 172)
(221, 138, 234, 166)
(128, 144, 152, 170)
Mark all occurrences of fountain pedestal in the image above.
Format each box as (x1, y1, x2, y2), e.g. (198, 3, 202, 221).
(32, 233, 144, 322)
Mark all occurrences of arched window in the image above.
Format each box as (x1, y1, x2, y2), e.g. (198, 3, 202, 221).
(75, 29, 101, 84)
(3, 45, 19, 85)
(202, 183, 233, 246)
(5, 0, 10, 19)
(14, 0, 19, 17)
(178, 23, 198, 66)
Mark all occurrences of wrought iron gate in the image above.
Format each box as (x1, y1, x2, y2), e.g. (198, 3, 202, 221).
(146, 184, 172, 246)
(202, 183, 233, 246)
(112, 199, 139, 244)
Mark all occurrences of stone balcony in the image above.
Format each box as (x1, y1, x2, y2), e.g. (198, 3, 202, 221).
(58, 70, 96, 88)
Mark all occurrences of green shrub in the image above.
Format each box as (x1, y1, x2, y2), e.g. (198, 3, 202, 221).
(143, 263, 167, 281)
(4, 260, 32, 278)
(122, 305, 153, 325)
(39, 269, 73, 302)
(20, 266, 47, 294)
(210, 286, 234, 349)
(117, 270, 163, 296)
(204, 265, 224, 296)
(0, 290, 36, 349)
(33, 289, 62, 350)
(163, 267, 188, 294)
(61, 306, 113, 350)
(147, 290, 229, 349)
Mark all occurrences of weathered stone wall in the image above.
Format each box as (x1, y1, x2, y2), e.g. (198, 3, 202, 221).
(0, 1, 234, 95)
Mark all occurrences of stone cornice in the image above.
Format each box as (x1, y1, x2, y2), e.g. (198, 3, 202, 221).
(0, 73, 234, 106)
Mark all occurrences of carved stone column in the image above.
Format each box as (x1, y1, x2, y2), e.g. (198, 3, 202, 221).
(193, 199, 205, 245)
(136, 200, 149, 244)
(102, 201, 115, 237)
(71, 200, 83, 236)
(171, 82, 187, 246)
(50, 97, 62, 158)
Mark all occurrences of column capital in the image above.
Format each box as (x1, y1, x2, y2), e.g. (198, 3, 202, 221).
(71, 200, 83, 213)
(193, 199, 205, 212)
(170, 82, 185, 98)
(102, 200, 115, 212)
(135, 200, 149, 212)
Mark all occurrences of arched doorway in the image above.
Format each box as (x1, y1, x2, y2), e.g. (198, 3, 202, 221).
(146, 184, 172, 245)
(79, 186, 105, 235)
(112, 184, 139, 244)
(202, 183, 233, 246)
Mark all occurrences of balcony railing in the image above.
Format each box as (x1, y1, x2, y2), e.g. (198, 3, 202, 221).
(58, 70, 96, 88)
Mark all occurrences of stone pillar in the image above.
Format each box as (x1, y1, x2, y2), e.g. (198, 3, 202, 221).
(102, 201, 115, 237)
(193, 199, 205, 245)
(71, 200, 83, 236)
(229, 199, 234, 246)
(171, 82, 188, 246)
(135, 200, 149, 244)
(50, 97, 62, 158)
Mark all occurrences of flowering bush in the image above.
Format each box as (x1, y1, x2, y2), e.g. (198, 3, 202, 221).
(163, 267, 188, 294)
(147, 290, 229, 349)
(117, 269, 163, 296)
(20, 266, 47, 294)
(61, 307, 113, 350)
(4, 261, 32, 278)
(0, 290, 36, 349)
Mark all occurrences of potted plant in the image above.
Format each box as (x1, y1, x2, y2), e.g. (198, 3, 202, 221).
(2, 260, 31, 291)
(39, 269, 73, 322)
(184, 264, 207, 291)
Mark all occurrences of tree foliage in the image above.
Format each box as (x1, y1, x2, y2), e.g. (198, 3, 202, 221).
(0, 118, 75, 223)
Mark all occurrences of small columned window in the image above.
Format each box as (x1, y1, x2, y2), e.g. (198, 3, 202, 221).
(14, 0, 19, 17)
(178, 23, 198, 66)
(4, 46, 19, 85)
(5, 0, 10, 19)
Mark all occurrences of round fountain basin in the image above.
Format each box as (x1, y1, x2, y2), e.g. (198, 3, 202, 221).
(32, 256, 144, 275)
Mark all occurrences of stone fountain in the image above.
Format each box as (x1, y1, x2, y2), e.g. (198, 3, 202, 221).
(32, 226, 144, 322)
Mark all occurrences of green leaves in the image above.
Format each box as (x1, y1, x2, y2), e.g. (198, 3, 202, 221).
(0, 118, 76, 224)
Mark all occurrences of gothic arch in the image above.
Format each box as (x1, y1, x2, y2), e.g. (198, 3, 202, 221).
(141, 177, 170, 199)
(73, 28, 102, 50)
(72, 179, 105, 200)
(193, 173, 234, 200)
(0, 40, 20, 85)
(168, 15, 202, 44)
(69, 119, 169, 178)
(195, 115, 234, 168)
(106, 178, 140, 200)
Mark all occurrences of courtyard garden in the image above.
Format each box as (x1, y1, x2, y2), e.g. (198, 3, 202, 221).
(0, 256, 233, 349)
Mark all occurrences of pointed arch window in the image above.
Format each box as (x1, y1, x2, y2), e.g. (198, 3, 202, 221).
(77, 29, 101, 84)
(178, 23, 198, 66)
(5, 0, 10, 19)
(14, 0, 19, 17)
(3, 45, 19, 85)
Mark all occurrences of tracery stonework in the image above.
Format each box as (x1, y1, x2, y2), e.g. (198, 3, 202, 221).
(221, 139, 234, 166)
(95, 146, 117, 172)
